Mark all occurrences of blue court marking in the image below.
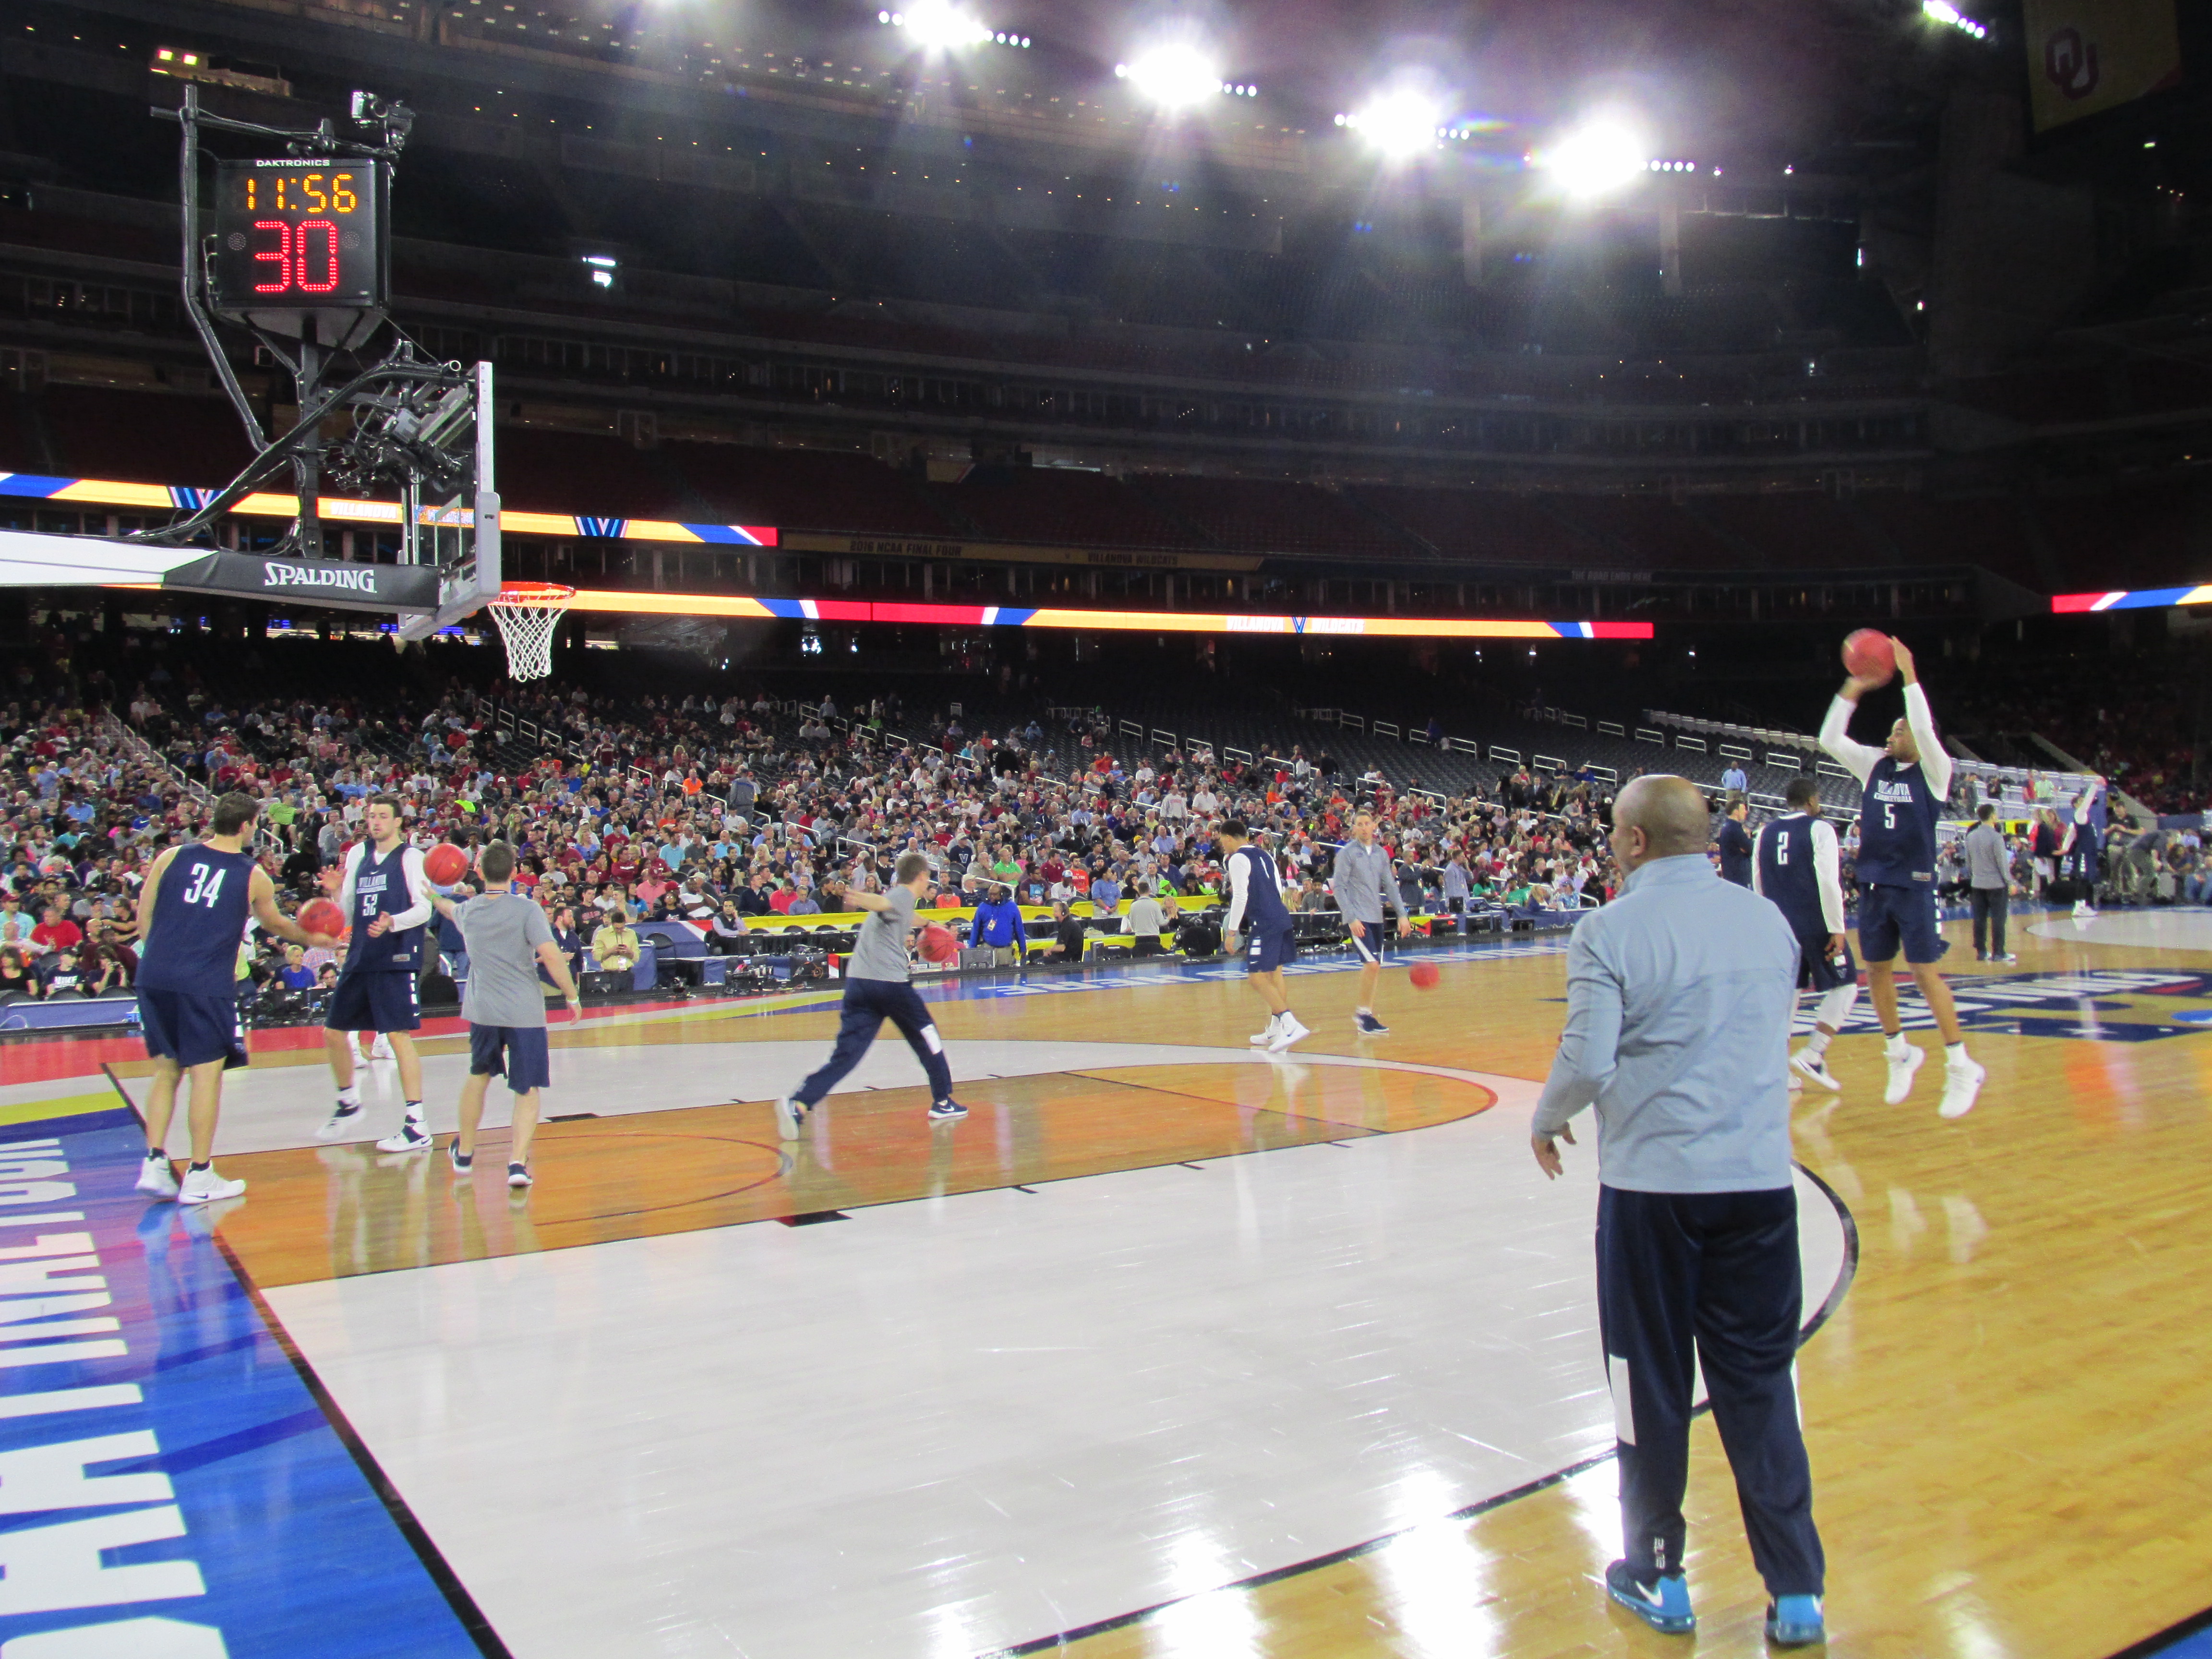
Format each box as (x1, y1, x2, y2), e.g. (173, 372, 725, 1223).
(1796, 968, 2212, 1044)
(0, 1109, 496, 1658)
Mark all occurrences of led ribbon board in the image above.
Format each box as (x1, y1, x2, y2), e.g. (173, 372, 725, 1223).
(2052, 586, 2212, 613)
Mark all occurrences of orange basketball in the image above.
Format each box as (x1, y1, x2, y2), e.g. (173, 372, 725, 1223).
(1841, 629, 1895, 686)
(918, 922, 960, 963)
(423, 842, 470, 885)
(1408, 961, 1441, 990)
(299, 898, 347, 939)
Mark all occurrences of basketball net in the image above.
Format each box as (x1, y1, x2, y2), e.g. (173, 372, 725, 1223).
(486, 583, 574, 681)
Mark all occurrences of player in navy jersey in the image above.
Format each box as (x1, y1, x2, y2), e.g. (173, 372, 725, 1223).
(315, 796, 437, 1152)
(2062, 776, 2105, 919)
(1819, 637, 1984, 1119)
(1753, 777, 1861, 1093)
(1218, 819, 1308, 1052)
(132, 792, 337, 1204)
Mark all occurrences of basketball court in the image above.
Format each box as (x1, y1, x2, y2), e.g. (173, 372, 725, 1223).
(13, 907, 2212, 1658)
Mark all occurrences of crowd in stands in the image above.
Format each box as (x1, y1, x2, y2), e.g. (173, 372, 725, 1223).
(1944, 658, 2206, 817)
(0, 631, 1640, 1018)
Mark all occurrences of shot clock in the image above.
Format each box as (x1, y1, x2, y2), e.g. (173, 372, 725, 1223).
(208, 157, 389, 320)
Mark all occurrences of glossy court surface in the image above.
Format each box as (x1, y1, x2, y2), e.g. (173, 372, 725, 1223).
(5, 911, 2212, 1658)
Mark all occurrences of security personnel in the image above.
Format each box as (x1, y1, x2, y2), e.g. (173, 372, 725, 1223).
(1531, 774, 1827, 1648)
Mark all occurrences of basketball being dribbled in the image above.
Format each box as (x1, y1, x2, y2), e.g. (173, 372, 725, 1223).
(1841, 629, 1896, 686)
(298, 898, 347, 940)
(423, 842, 470, 885)
(918, 922, 960, 963)
(1408, 961, 1441, 990)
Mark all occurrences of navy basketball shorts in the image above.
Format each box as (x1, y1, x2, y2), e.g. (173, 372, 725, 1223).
(1245, 921, 1296, 974)
(1347, 922, 1390, 966)
(137, 988, 248, 1071)
(325, 970, 422, 1034)
(469, 1025, 551, 1094)
(1856, 883, 1947, 966)
(1794, 930, 1857, 993)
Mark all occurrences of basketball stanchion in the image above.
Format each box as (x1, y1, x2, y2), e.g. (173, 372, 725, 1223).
(485, 582, 575, 681)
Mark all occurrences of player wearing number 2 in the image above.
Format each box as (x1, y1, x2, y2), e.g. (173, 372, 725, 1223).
(1819, 637, 1985, 1119)
(132, 792, 337, 1204)
(315, 796, 436, 1150)
(1753, 778, 1861, 1093)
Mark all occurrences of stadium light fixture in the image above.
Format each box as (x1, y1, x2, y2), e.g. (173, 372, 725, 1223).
(1539, 118, 1651, 199)
(1920, 0, 1989, 40)
(882, 1, 994, 51)
(1339, 91, 1445, 159)
(1116, 42, 1224, 110)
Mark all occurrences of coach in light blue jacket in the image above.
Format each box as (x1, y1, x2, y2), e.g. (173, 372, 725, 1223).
(1529, 774, 1826, 1647)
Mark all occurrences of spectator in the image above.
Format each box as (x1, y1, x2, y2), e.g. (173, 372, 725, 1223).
(591, 908, 642, 977)
(0, 945, 42, 1000)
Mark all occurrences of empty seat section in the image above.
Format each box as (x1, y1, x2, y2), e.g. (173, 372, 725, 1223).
(1856, 493, 2038, 585)
(1544, 496, 1739, 570)
(930, 470, 1193, 547)
(39, 386, 259, 488)
(1128, 476, 1414, 556)
(661, 443, 954, 535)
(1695, 495, 1881, 571)
(1350, 487, 1597, 564)
(495, 427, 680, 517)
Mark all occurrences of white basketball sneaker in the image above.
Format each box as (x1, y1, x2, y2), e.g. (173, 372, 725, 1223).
(1266, 1014, 1311, 1054)
(1938, 1055, 1986, 1120)
(1883, 1042, 1925, 1106)
(135, 1154, 179, 1199)
(178, 1166, 246, 1205)
(1249, 1014, 1280, 1046)
(1790, 1050, 1841, 1092)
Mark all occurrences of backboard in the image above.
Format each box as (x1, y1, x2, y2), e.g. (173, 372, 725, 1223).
(395, 359, 500, 639)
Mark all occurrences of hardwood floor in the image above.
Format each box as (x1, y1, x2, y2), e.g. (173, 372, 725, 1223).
(91, 913, 2212, 1657)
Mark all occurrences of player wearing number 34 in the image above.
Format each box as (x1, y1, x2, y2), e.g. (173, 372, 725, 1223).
(132, 792, 340, 1205)
(1818, 636, 1984, 1119)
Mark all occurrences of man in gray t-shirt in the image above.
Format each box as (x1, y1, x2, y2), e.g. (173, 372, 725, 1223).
(775, 851, 963, 1138)
(428, 841, 583, 1190)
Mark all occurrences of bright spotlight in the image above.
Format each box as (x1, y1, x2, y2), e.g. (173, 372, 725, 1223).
(1117, 42, 1222, 110)
(1540, 119, 1650, 198)
(896, 0, 991, 50)
(1344, 92, 1443, 158)
(1921, 0, 1990, 39)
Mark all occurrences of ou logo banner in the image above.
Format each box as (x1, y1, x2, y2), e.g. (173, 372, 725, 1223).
(2044, 25, 2100, 100)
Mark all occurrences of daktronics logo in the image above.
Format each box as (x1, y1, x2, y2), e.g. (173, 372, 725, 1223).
(261, 561, 380, 593)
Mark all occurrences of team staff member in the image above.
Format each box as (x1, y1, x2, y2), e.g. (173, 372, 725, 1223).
(775, 852, 965, 1138)
(1532, 775, 1827, 1649)
(1963, 804, 2017, 963)
(969, 884, 1028, 968)
(1820, 637, 1984, 1118)
(134, 792, 336, 1205)
(1330, 812, 1411, 1036)
(1715, 795, 1755, 888)
(429, 841, 583, 1190)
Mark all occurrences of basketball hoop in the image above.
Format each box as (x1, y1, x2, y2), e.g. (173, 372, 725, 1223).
(486, 583, 574, 680)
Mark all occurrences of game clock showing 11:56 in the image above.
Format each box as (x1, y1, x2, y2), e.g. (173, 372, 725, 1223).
(208, 158, 389, 313)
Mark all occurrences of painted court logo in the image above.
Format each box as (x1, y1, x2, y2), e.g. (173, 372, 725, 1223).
(1811, 968, 2212, 1044)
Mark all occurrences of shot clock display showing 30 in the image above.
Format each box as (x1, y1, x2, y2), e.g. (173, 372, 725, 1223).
(208, 157, 389, 315)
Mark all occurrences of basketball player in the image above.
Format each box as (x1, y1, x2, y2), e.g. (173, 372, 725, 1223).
(1220, 820, 1308, 1053)
(1819, 637, 1985, 1119)
(133, 792, 337, 1204)
(1331, 811, 1411, 1035)
(427, 841, 582, 1189)
(773, 851, 965, 1138)
(315, 797, 436, 1150)
(2064, 776, 2104, 920)
(1753, 778, 1860, 1093)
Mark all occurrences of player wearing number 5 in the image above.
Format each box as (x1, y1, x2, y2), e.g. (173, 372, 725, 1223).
(316, 795, 436, 1150)
(133, 792, 339, 1204)
(1819, 637, 1984, 1118)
